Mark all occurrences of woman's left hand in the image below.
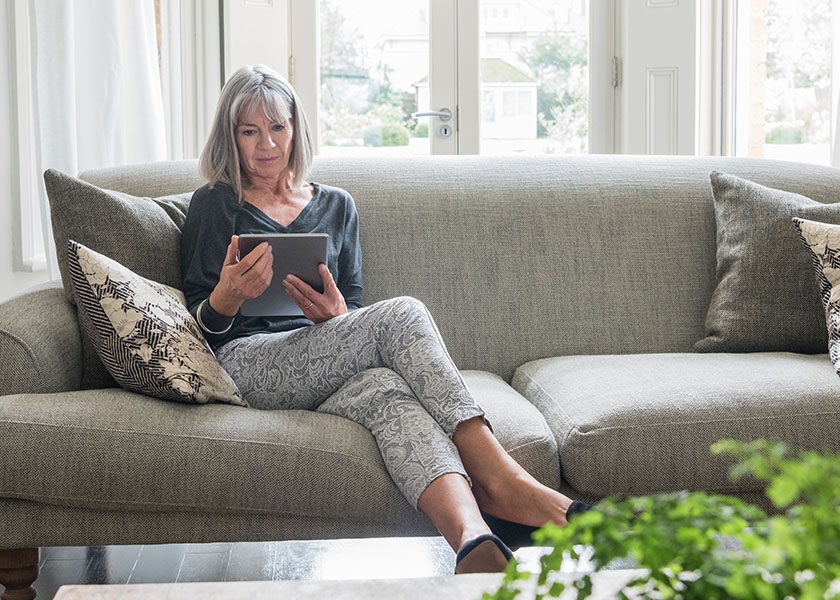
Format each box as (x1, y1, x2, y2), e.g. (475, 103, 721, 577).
(282, 264, 348, 324)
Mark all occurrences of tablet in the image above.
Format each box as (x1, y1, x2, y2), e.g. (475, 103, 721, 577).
(238, 233, 328, 317)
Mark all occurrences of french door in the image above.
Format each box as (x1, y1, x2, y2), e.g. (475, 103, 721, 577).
(290, 0, 615, 156)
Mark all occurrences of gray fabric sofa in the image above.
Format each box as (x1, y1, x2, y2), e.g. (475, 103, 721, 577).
(2, 155, 840, 591)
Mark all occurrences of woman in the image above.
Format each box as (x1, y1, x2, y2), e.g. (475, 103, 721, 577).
(181, 64, 589, 574)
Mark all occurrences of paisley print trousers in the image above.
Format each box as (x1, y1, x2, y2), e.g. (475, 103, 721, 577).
(216, 296, 486, 508)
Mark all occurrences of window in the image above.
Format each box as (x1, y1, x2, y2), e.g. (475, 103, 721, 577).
(479, 0, 588, 154)
(483, 90, 496, 122)
(734, 0, 832, 165)
(318, 0, 430, 156)
(503, 91, 517, 117)
(292, 0, 612, 155)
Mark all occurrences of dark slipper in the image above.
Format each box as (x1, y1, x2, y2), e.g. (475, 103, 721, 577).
(454, 533, 513, 575)
(481, 501, 594, 549)
(480, 510, 538, 549)
(565, 500, 593, 520)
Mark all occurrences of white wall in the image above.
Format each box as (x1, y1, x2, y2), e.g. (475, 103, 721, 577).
(0, 5, 49, 303)
(223, 0, 289, 80)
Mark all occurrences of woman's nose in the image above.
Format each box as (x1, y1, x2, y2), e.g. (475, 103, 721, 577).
(257, 132, 275, 149)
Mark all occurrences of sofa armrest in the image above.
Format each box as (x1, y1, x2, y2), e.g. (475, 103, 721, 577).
(0, 283, 82, 393)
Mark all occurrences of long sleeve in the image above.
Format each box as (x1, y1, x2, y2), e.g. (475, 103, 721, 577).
(179, 181, 364, 350)
(338, 195, 363, 310)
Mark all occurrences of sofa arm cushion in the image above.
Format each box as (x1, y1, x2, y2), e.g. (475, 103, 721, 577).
(0, 284, 82, 393)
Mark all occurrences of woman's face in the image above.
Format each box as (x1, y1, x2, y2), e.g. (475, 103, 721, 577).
(235, 103, 294, 185)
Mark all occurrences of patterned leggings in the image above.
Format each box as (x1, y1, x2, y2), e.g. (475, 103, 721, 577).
(215, 296, 486, 508)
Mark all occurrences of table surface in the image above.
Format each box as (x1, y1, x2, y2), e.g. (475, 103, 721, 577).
(53, 569, 644, 600)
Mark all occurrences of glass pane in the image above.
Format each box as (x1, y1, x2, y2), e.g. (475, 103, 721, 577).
(479, 0, 589, 155)
(735, 0, 831, 165)
(319, 1, 430, 156)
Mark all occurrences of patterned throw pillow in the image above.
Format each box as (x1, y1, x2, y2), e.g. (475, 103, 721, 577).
(793, 218, 840, 376)
(67, 240, 246, 406)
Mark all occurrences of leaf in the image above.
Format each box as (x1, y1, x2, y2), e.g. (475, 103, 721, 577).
(767, 474, 800, 508)
(484, 442, 840, 600)
(547, 582, 565, 597)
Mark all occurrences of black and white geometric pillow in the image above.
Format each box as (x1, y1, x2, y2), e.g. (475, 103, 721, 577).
(793, 218, 840, 377)
(67, 240, 246, 406)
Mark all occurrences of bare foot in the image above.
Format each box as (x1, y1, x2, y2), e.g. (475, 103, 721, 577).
(472, 474, 573, 528)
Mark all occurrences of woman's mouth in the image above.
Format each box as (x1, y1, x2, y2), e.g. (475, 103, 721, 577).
(257, 157, 277, 164)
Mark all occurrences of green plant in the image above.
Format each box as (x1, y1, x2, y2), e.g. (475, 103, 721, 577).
(765, 125, 805, 145)
(485, 440, 840, 600)
(363, 126, 383, 147)
(381, 123, 410, 146)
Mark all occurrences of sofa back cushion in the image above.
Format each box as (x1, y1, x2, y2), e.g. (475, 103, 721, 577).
(80, 156, 840, 381)
(45, 169, 192, 388)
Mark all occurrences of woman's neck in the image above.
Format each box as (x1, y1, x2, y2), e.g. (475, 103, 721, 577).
(245, 172, 295, 195)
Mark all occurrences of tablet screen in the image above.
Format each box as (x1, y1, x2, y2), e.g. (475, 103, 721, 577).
(238, 233, 328, 317)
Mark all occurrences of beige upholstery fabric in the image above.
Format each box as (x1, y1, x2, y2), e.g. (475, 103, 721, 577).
(513, 352, 840, 497)
(80, 156, 840, 381)
(0, 498, 434, 549)
(0, 154, 831, 551)
(309, 156, 840, 380)
(462, 371, 560, 490)
(0, 283, 82, 394)
(0, 372, 556, 517)
(45, 169, 191, 303)
(79, 159, 204, 198)
(0, 388, 414, 517)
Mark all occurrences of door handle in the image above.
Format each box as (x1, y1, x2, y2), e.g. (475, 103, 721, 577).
(410, 108, 452, 122)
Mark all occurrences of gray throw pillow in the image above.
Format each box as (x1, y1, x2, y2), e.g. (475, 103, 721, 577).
(45, 169, 191, 303)
(793, 218, 840, 375)
(67, 240, 245, 406)
(44, 169, 193, 388)
(695, 171, 840, 354)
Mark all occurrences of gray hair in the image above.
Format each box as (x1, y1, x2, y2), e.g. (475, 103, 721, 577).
(200, 64, 314, 202)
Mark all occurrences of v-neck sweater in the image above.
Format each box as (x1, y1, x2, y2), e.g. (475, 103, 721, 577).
(180, 181, 363, 349)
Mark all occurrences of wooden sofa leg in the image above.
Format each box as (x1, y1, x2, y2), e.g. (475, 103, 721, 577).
(0, 548, 39, 600)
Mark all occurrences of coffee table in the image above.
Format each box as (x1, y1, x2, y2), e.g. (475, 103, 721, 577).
(53, 569, 643, 599)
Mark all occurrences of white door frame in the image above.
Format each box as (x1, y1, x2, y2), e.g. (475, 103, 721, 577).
(288, 0, 319, 152)
(590, 0, 616, 154)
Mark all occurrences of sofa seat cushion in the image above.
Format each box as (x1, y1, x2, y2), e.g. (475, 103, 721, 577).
(512, 353, 840, 498)
(0, 371, 557, 520)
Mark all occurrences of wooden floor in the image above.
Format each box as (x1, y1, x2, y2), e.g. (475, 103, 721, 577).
(32, 538, 549, 600)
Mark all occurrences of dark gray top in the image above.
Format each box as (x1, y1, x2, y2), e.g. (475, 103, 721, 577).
(180, 182, 363, 349)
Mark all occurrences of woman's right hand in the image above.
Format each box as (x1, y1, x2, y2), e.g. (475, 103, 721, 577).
(208, 235, 273, 316)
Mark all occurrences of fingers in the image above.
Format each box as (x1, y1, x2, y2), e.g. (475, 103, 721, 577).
(220, 241, 273, 301)
(238, 241, 271, 271)
(239, 246, 273, 290)
(282, 274, 317, 306)
(283, 267, 348, 324)
(319, 263, 339, 296)
(223, 235, 239, 266)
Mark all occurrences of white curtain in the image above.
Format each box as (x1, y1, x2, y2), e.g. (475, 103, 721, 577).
(32, 0, 167, 278)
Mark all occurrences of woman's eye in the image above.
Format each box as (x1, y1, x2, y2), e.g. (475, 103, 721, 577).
(272, 124, 286, 131)
(242, 129, 256, 136)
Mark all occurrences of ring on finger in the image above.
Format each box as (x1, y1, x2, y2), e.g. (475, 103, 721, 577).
(304, 301, 314, 309)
